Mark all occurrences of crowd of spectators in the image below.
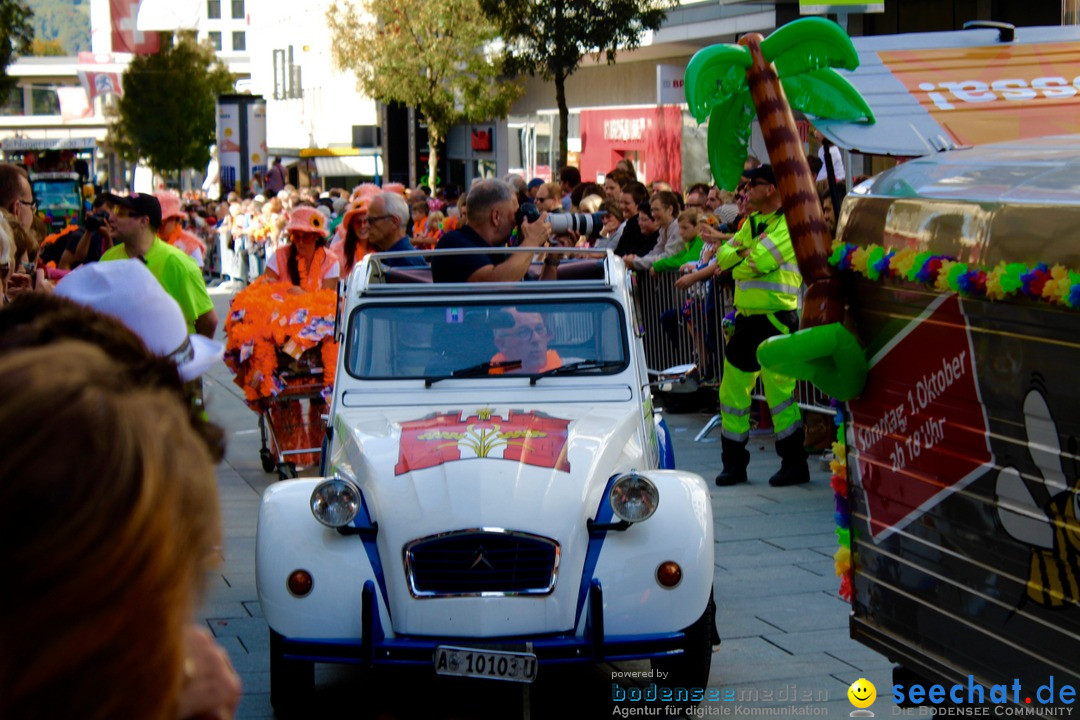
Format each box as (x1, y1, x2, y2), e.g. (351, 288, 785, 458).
(0, 128, 857, 716)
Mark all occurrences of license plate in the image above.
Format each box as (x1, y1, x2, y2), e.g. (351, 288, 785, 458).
(433, 645, 538, 683)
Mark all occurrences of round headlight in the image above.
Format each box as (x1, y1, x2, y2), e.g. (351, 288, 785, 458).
(310, 477, 361, 528)
(609, 473, 659, 523)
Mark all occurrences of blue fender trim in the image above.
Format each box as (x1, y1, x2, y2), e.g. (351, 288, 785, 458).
(655, 414, 676, 469)
(575, 475, 618, 628)
(345, 492, 392, 619)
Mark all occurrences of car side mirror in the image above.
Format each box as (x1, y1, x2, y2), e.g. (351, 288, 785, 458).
(646, 363, 700, 393)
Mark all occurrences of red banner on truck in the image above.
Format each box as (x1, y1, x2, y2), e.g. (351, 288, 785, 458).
(847, 294, 994, 539)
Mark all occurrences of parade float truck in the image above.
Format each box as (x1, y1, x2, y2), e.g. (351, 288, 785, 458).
(254, 249, 716, 713)
(681, 14, 1079, 709)
(826, 137, 1080, 711)
(0, 137, 93, 233)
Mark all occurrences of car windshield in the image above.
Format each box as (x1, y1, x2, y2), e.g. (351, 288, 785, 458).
(346, 300, 629, 381)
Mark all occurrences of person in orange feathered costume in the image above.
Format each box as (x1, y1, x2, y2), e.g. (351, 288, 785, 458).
(155, 192, 206, 269)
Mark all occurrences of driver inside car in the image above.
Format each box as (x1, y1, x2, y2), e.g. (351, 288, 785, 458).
(489, 308, 562, 374)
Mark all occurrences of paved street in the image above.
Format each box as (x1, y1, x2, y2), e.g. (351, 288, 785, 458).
(200, 288, 895, 719)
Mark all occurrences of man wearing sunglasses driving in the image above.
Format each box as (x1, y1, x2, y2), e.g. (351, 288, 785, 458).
(489, 308, 561, 374)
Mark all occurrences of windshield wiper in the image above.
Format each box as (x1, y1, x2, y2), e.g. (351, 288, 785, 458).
(529, 360, 623, 385)
(424, 360, 522, 387)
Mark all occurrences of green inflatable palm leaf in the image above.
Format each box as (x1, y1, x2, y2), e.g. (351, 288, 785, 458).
(685, 16, 875, 189)
(782, 68, 875, 123)
(707, 91, 755, 190)
(684, 44, 751, 123)
(760, 16, 860, 76)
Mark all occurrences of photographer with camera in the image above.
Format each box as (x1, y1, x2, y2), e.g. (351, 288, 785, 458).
(60, 194, 113, 271)
(432, 179, 556, 283)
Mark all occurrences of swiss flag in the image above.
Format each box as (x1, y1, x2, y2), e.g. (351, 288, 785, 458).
(111, 0, 160, 54)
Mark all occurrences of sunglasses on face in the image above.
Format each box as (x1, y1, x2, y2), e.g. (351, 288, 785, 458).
(498, 325, 549, 342)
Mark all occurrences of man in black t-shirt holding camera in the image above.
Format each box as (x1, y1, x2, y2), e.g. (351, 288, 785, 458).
(59, 195, 114, 270)
(432, 179, 554, 283)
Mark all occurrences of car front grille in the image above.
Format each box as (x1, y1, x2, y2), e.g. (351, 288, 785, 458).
(404, 529, 560, 597)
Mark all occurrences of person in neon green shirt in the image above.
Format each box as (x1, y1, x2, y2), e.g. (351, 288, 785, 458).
(712, 165, 808, 487)
(100, 193, 218, 338)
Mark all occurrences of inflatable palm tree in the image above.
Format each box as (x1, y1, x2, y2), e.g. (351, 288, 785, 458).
(684, 17, 874, 400)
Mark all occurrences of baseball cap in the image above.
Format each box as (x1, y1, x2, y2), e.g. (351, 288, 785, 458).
(742, 164, 776, 186)
(100, 192, 163, 229)
(55, 259, 224, 382)
(527, 178, 544, 190)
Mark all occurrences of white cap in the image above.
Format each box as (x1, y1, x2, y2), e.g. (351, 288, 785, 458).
(55, 260, 224, 382)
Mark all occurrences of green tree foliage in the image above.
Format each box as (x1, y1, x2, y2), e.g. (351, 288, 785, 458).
(26, 0, 89, 55)
(328, 0, 523, 189)
(0, 0, 34, 95)
(481, 0, 674, 171)
(108, 33, 235, 176)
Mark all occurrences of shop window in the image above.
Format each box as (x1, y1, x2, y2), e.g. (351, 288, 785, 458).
(272, 47, 302, 100)
(0, 87, 23, 116)
(232, 31, 246, 51)
(207, 0, 220, 19)
(30, 86, 59, 116)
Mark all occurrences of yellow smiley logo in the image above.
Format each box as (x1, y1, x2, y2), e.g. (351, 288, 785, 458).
(848, 678, 877, 709)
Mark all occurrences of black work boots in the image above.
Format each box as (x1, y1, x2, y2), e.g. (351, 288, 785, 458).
(715, 437, 750, 486)
(714, 429, 810, 487)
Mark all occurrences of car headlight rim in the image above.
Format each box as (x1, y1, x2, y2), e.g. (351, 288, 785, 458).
(608, 472, 659, 523)
(310, 477, 362, 528)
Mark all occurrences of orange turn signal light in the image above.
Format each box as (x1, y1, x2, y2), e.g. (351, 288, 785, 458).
(656, 561, 682, 588)
(287, 569, 314, 597)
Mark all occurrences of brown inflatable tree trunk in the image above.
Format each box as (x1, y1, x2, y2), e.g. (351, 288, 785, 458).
(738, 32, 843, 329)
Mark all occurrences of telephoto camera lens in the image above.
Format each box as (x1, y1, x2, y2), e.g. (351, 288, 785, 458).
(548, 212, 606, 239)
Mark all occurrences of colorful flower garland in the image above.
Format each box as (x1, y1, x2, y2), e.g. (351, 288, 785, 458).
(223, 280, 339, 406)
(823, 240, 1080, 603)
(830, 400, 853, 602)
(829, 242, 1080, 308)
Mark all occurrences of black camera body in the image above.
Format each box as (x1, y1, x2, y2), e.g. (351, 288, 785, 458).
(83, 211, 109, 232)
(515, 201, 541, 227)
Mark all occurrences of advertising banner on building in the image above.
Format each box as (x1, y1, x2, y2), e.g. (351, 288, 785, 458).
(656, 64, 686, 106)
(247, 100, 268, 187)
(217, 95, 268, 195)
(216, 101, 242, 195)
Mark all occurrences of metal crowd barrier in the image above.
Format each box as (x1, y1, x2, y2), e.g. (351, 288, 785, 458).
(633, 269, 835, 441)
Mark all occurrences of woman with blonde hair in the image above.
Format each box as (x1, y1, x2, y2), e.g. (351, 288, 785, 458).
(0, 341, 232, 720)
